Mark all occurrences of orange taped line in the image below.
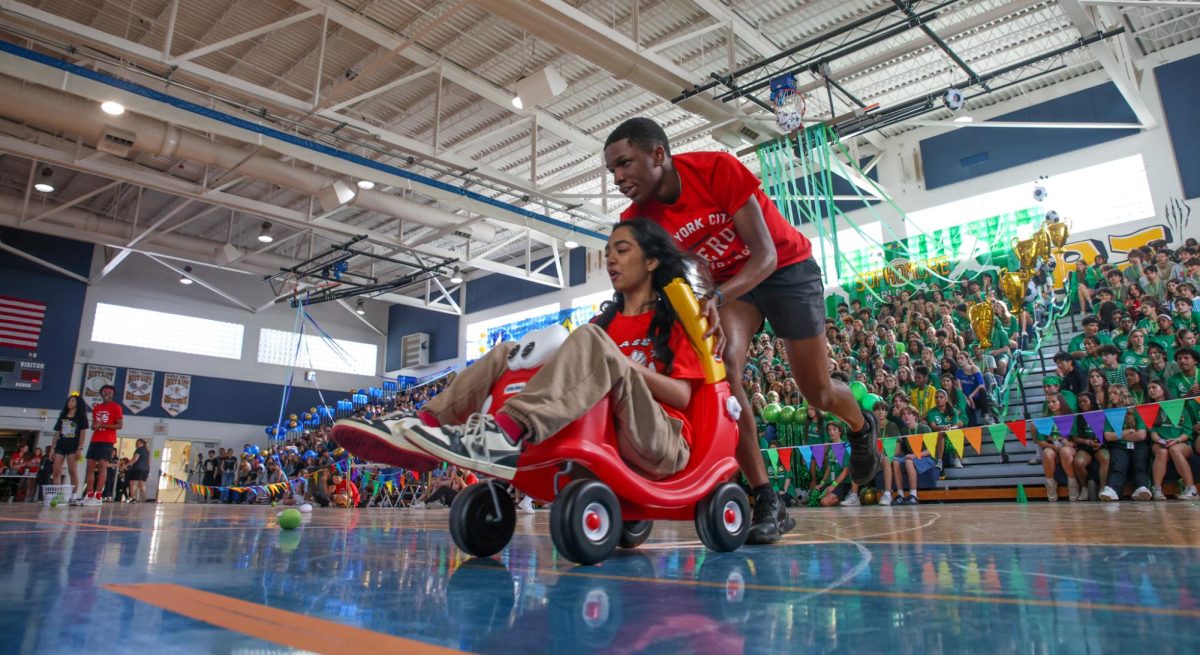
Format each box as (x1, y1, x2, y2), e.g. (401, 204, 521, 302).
(104, 583, 466, 655)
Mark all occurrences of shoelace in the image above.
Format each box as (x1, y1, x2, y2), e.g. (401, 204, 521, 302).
(458, 413, 495, 460)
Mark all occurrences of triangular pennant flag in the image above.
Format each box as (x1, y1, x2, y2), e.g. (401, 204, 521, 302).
(1135, 404, 1160, 429)
(1032, 416, 1056, 439)
(1082, 411, 1108, 441)
(1053, 415, 1076, 438)
(799, 446, 813, 466)
(922, 432, 938, 456)
(906, 434, 924, 456)
(883, 437, 898, 459)
(779, 448, 793, 472)
(1007, 420, 1028, 446)
(947, 429, 965, 458)
(831, 441, 847, 465)
(964, 427, 983, 455)
(988, 424, 1008, 452)
(812, 443, 828, 468)
(1104, 407, 1128, 435)
(1161, 399, 1187, 426)
(766, 448, 780, 469)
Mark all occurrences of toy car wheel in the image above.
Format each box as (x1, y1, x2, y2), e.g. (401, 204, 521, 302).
(619, 520, 653, 549)
(450, 481, 516, 558)
(551, 479, 622, 565)
(695, 482, 750, 553)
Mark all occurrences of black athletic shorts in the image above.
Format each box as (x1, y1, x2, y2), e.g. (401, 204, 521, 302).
(55, 438, 79, 456)
(127, 469, 149, 482)
(86, 442, 114, 461)
(738, 258, 825, 340)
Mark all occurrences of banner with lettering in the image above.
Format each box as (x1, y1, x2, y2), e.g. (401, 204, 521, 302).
(122, 369, 155, 414)
(161, 373, 192, 417)
(82, 364, 116, 407)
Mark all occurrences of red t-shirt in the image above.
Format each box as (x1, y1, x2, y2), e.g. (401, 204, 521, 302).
(604, 311, 705, 444)
(620, 151, 811, 282)
(333, 479, 360, 506)
(91, 402, 123, 444)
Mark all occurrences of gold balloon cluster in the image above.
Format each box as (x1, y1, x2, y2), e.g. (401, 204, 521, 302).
(971, 215, 1071, 343)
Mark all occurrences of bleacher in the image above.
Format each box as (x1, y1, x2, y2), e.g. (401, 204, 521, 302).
(925, 312, 1086, 501)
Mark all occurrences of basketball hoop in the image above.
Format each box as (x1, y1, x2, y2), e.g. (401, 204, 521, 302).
(769, 74, 805, 132)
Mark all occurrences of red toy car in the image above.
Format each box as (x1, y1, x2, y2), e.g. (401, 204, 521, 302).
(339, 280, 749, 565)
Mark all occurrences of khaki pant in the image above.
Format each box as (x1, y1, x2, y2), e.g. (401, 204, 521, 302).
(423, 323, 689, 479)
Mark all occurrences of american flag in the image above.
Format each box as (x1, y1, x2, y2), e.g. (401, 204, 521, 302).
(0, 296, 46, 351)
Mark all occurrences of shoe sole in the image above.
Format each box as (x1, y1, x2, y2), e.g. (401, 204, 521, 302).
(405, 424, 518, 480)
(331, 420, 439, 471)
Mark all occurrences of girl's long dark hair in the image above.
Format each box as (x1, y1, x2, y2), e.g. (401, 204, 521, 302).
(591, 218, 710, 375)
(59, 394, 90, 430)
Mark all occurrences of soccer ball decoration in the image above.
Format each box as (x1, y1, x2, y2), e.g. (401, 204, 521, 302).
(1033, 175, 1049, 202)
(1045, 210, 1059, 223)
(942, 88, 965, 112)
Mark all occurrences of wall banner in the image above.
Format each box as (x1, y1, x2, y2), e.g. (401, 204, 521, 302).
(161, 373, 192, 417)
(123, 369, 155, 414)
(82, 364, 116, 407)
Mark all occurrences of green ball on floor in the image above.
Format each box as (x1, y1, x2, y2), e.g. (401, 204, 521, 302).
(271, 501, 277, 507)
(278, 508, 302, 530)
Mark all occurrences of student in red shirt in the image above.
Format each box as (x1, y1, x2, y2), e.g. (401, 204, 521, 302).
(400, 218, 707, 482)
(329, 471, 360, 508)
(603, 117, 882, 544)
(82, 384, 123, 507)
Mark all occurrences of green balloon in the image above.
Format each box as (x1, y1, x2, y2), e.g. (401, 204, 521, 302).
(762, 403, 782, 424)
(279, 509, 302, 530)
(849, 381, 868, 401)
(895, 343, 906, 354)
(862, 393, 883, 411)
(779, 405, 796, 424)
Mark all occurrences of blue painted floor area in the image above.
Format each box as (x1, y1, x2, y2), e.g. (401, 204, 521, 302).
(1, 503, 1198, 654)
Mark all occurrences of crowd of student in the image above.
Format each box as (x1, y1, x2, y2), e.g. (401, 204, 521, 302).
(745, 238, 1200, 508)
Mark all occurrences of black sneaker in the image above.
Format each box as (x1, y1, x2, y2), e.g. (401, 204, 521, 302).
(777, 496, 795, 535)
(848, 410, 883, 486)
(746, 489, 782, 545)
(408, 413, 521, 480)
(906, 495, 919, 505)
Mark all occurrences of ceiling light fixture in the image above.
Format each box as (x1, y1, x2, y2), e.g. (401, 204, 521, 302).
(100, 101, 126, 115)
(356, 179, 375, 190)
(179, 266, 194, 285)
(564, 239, 579, 249)
(257, 221, 274, 243)
(953, 115, 974, 123)
(355, 299, 365, 315)
(511, 95, 523, 110)
(450, 267, 463, 285)
(33, 166, 54, 193)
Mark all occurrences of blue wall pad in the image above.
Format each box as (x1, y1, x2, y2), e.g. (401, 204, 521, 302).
(919, 82, 1139, 190)
(0, 228, 91, 409)
(386, 305, 459, 370)
(1155, 53, 1200, 199)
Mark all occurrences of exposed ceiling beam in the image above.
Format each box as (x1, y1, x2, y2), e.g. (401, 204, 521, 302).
(1058, 0, 1158, 127)
(335, 298, 385, 335)
(1078, 0, 1200, 6)
(0, 237, 89, 283)
(144, 253, 256, 313)
(172, 8, 322, 63)
(0, 0, 610, 229)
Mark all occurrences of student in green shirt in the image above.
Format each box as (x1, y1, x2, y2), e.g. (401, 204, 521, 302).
(1098, 344, 1129, 388)
(891, 405, 934, 505)
(1146, 379, 1198, 499)
(1173, 298, 1198, 332)
(1080, 336, 1104, 375)
(1166, 348, 1200, 399)
(1141, 264, 1167, 299)
(927, 389, 962, 469)
(1135, 298, 1160, 333)
(814, 422, 859, 507)
(1126, 367, 1149, 405)
(1145, 342, 1179, 382)
(1121, 329, 1150, 367)
(1069, 316, 1111, 359)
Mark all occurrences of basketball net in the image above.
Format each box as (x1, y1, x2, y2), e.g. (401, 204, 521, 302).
(772, 88, 805, 132)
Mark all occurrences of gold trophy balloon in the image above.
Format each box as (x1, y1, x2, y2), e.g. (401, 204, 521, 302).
(969, 301, 995, 349)
(998, 268, 1027, 315)
(1044, 217, 1071, 255)
(1012, 237, 1038, 272)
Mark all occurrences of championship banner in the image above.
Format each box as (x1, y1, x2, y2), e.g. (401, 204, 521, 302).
(161, 373, 192, 416)
(123, 369, 155, 414)
(82, 364, 116, 407)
